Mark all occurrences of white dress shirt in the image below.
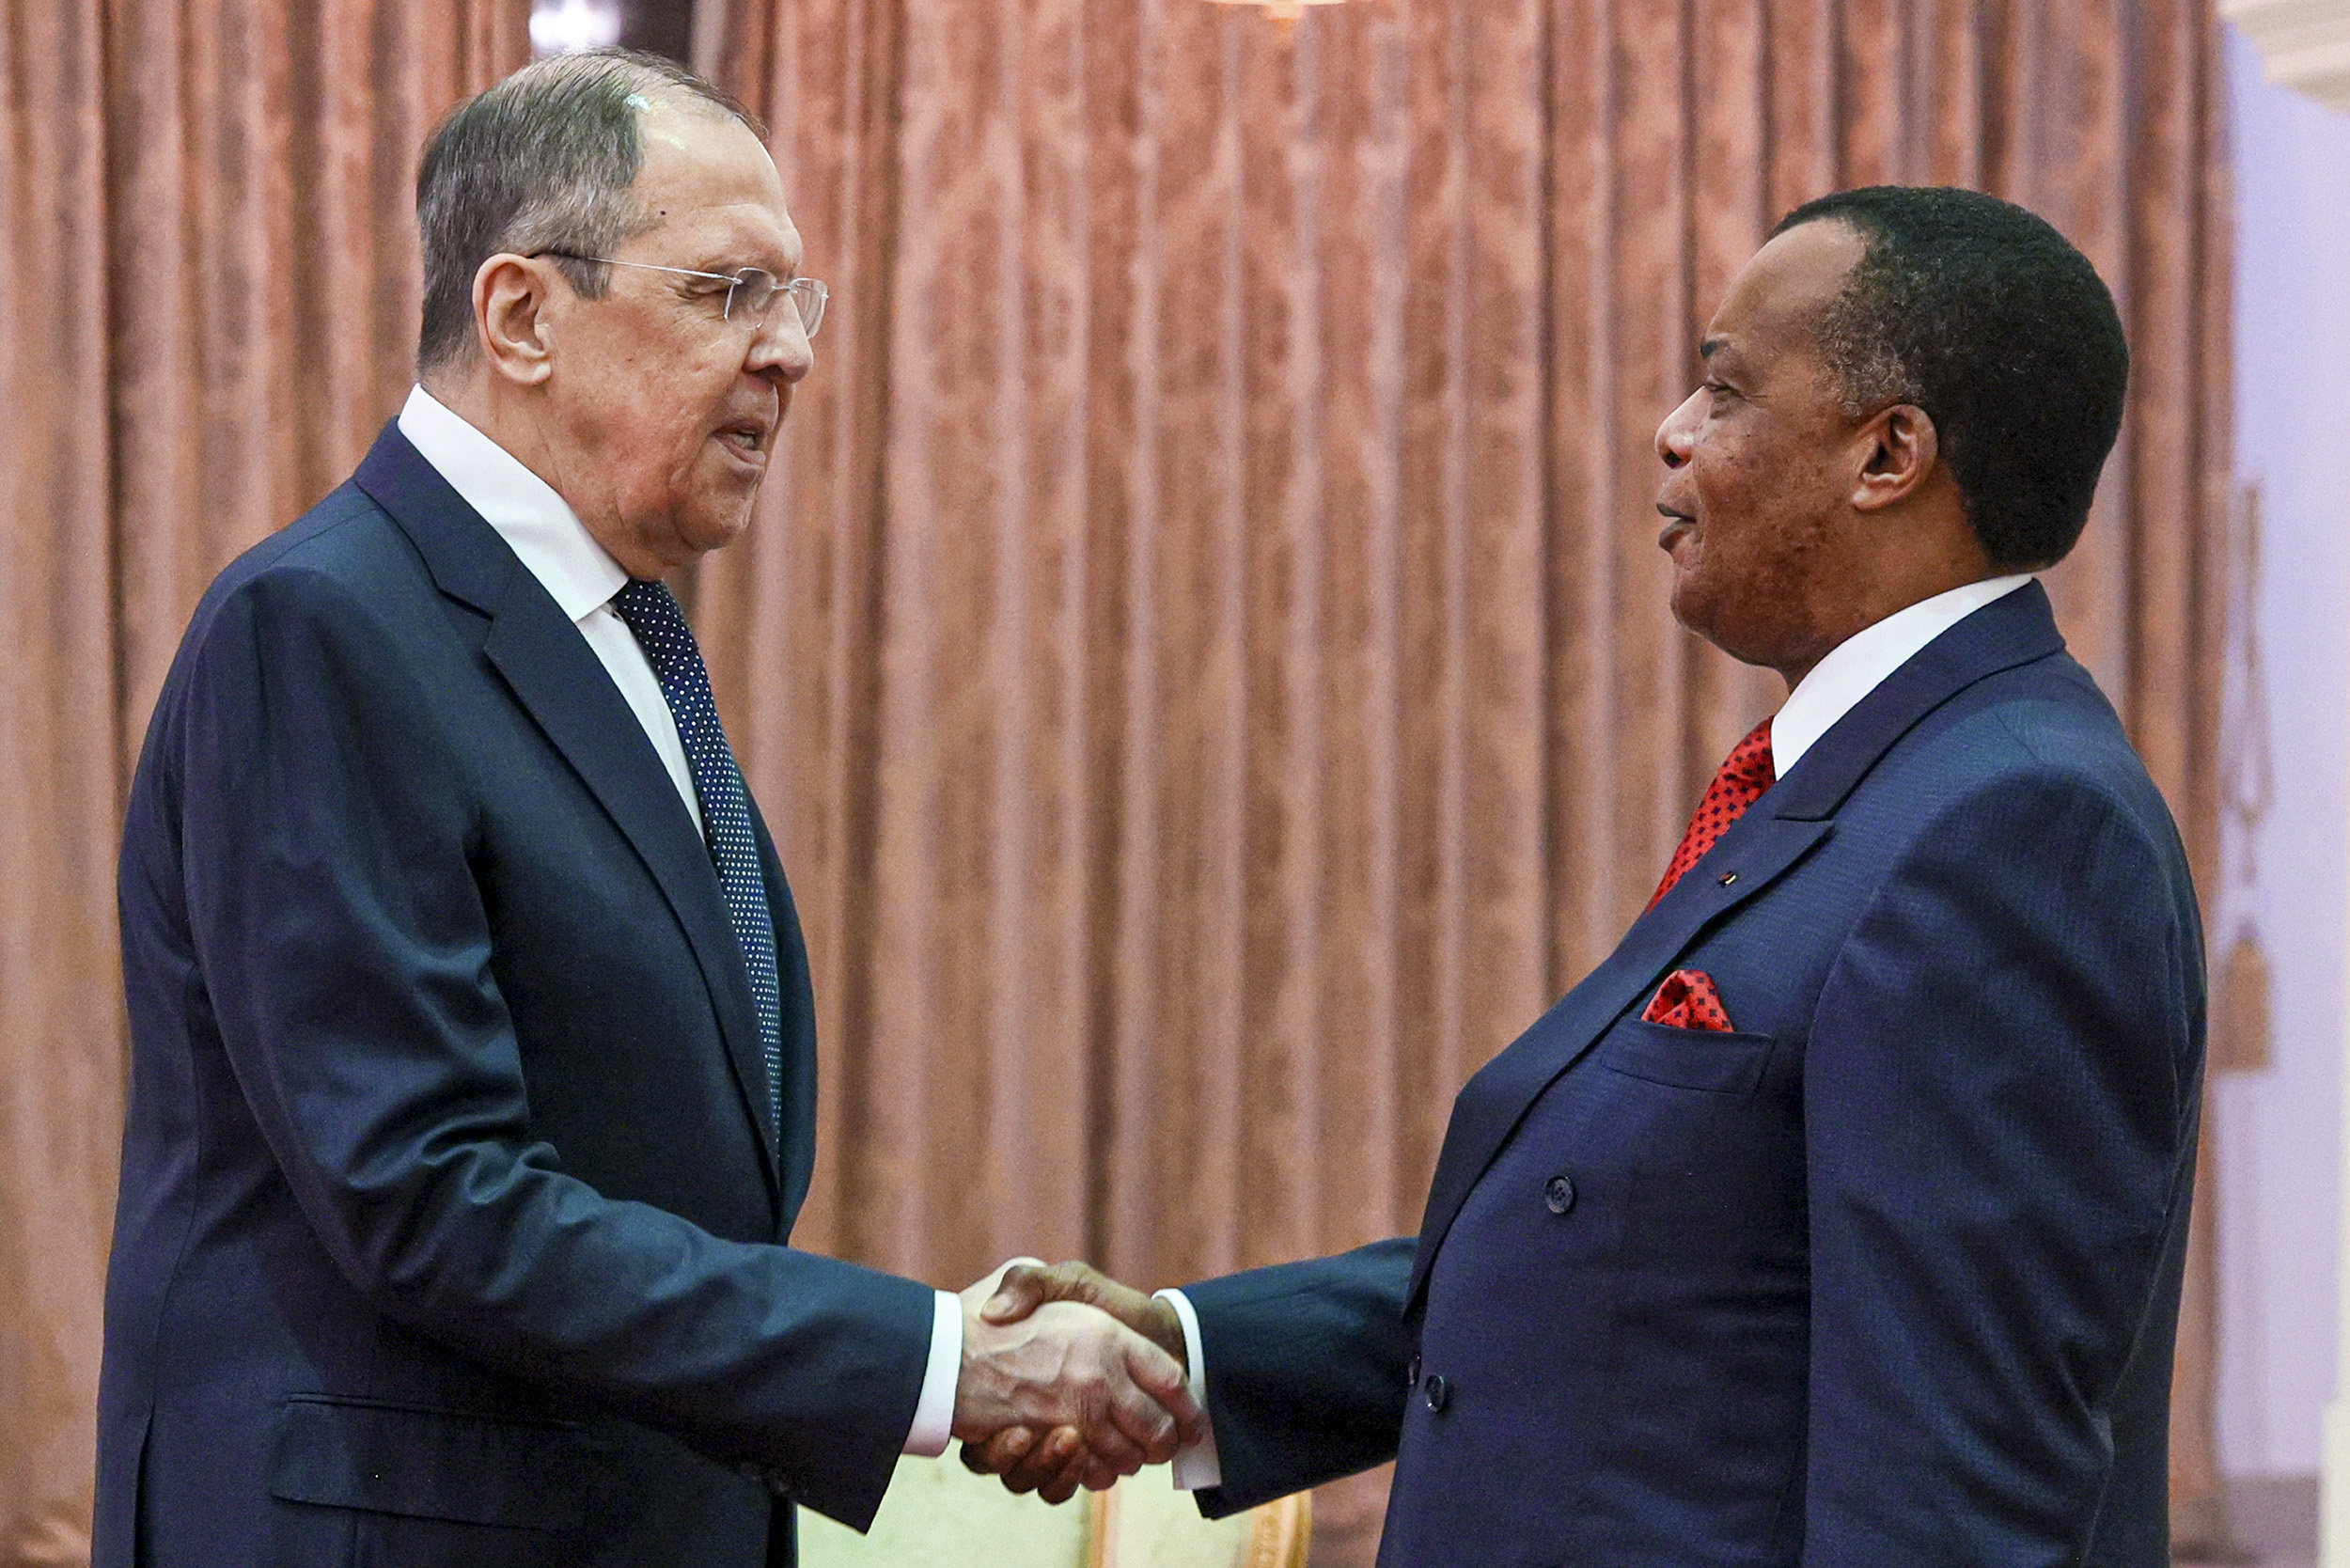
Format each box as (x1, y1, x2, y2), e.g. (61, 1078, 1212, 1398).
(397, 386, 964, 1460)
(1769, 573, 2034, 777)
(1158, 569, 2036, 1491)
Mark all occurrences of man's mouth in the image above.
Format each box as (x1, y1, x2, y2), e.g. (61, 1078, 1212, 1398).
(1656, 504, 1696, 549)
(715, 420, 771, 461)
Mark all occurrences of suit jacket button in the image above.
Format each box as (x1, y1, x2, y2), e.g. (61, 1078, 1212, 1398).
(1544, 1174, 1576, 1215)
(1423, 1373, 1450, 1413)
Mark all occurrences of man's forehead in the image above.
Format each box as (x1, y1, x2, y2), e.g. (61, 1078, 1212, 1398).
(1702, 219, 1866, 361)
(629, 110, 798, 261)
(634, 118, 783, 197)
(633, 93, 752, 153)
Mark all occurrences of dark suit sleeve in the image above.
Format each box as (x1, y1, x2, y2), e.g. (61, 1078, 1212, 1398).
(1182, 1236, 1417, 1517)
(1799, 767, 2201, 1566)
(172, 566, 932, 1530)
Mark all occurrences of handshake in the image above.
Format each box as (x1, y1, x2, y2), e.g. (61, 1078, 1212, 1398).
(949, 1259, 1200, 1505)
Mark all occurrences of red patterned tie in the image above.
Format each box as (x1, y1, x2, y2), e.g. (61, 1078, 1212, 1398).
(1648, 718, 1776, 909)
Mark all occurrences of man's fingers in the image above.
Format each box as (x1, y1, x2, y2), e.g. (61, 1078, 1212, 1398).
(960, 1426, 1034, 1476)
(1038, 1432, 1091, 1504)
(1124, 1336, 1194, 1403)
(1123, 1337, 1206, 1445)
(1099, 1329, 1198, 1461)
(1036, 1451, 1086, 1507)
(974, 1425, 1124, 1507)
(1006, 1426, 1083, 1496)
(987, 1425, 1085, 1505)
(1079, 1414, 1147, 1474)
(983, 1259, 1114, 1325)
(1099, 1365, 1180, 1466)
(1014, 1427, 1084, 1493)
(961, 1424, 1089, 1498)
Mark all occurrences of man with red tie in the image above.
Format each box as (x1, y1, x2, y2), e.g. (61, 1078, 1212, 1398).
(970, 185, 2206, 1568)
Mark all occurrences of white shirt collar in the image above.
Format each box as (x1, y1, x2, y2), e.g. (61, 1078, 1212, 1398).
(396, 384, 629, 621)
(1771, 573, 2035, 777)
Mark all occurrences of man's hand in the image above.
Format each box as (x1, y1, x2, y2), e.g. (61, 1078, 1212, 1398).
(955, 1261, 1192, 1502)
(950, 1264, 1201, 1506)
(986, 1261, 1187, 1362)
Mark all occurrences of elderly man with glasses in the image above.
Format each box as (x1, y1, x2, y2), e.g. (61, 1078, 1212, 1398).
(94, 48, 1197, 1568)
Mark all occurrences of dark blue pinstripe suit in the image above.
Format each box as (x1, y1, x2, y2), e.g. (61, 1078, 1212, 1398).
(1184, 583, 2204, 1568)
(98, 426, 932, 1568)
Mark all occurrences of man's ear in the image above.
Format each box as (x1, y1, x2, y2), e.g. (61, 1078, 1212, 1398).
(1852, 403, 1939, 513)
(472, 255, 560, 387)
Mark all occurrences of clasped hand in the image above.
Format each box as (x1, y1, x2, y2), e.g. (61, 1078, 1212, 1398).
(952, 1260, 1195, 1504)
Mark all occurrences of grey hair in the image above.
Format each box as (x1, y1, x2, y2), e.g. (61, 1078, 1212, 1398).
(415, 48, 766, 373)
(1810, 290, 1924, 421)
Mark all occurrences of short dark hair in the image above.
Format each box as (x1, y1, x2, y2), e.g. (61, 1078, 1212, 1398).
(1771, 186, 2128, 572)
(415, 49, 767, 374)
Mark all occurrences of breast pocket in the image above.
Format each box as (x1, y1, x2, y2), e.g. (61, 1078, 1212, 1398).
(1598, 1018, 1777, 1097)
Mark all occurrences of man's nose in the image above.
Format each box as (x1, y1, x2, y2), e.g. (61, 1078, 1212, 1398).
(1655, 388, 1703, 468)
(748, 308, 815, 384)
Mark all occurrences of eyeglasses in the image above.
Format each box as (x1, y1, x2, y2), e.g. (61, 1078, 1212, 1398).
(535, 252, 827, 337)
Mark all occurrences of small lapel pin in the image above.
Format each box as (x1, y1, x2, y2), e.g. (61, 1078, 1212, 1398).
(1718, 871, 1739, 886)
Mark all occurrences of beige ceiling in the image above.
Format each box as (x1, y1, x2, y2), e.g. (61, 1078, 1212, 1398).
(2227, 0, 2350, 110)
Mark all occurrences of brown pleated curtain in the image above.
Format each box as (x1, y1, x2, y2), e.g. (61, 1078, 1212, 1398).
(0, 1, 2228, 1564)
(694, 1, 2232, 1560)
(0, 3, 527, 1560)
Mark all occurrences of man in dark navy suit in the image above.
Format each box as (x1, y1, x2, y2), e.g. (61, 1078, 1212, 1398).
(95, 49, 1196, 1568)
(972, 187, 2205, 1566)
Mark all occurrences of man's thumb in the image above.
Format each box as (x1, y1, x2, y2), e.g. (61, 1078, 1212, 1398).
(983, 1264, 1043, 1323)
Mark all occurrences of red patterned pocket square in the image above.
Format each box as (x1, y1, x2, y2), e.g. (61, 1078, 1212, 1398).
(1642, 969, 1734, 1032)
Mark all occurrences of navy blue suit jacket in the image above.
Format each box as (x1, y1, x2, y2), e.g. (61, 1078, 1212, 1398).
(96, 426, 934, 1568)
(1185, 585, 2204, 1568)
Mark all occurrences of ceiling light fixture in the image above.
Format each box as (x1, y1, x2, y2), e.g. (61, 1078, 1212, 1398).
(529, 0, 625, 57)
(1202, 0, 1354, 33)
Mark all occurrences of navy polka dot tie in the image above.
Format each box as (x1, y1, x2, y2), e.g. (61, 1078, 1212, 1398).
(1648, 717, 1775, 910)
(609, 579, 782, 1137)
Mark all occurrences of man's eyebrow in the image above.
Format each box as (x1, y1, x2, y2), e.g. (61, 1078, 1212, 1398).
(692, 255, 799, 280)
(686, 234, 799, 276)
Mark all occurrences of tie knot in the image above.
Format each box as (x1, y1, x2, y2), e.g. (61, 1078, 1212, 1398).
(1645, 716, 1777, 911)
(1723, 717, 1776, 792)
(608, 578, 696, 679)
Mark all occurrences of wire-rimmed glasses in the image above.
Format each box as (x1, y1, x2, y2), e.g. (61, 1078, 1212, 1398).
(535, 252, 827, 337)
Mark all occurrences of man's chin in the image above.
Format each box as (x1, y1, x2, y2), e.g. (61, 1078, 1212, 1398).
(673, 494, 760, 560)
(1668, 581, 1739, 658)
(1666, 572, 1708, 635)
(1671, 597, 1786, 672)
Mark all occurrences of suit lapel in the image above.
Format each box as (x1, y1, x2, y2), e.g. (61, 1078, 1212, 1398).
(745, 796, 819, 1229)
(1403, 812, 1831, 1305)
(1403, 583, 2070, 1307)
(354, 425, 784, 1200)
(1765, 581, 2065, 822)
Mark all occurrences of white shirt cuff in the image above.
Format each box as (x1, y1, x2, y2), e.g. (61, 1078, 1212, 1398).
(901, 1289, 963, 1457)
(1155, 1288, 1223, 1491)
